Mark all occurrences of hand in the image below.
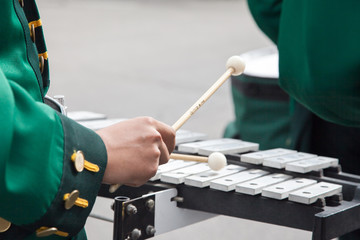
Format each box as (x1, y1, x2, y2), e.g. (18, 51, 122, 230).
(97, 117, 176, 187)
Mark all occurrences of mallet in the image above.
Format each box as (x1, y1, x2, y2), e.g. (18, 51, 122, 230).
(170, 152, 227, 171)
(109, 56, 245, 193)
(172, 56, 245, 131)
(109, 152, 227, 193)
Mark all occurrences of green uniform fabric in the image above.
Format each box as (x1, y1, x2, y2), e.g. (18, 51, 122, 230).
(248, 0, 360, 127)
(0, 0, 107, 239)
(247, 0, 360, 238)
(224, 74, 292, 150)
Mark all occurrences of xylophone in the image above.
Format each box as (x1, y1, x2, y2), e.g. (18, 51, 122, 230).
(70, 52, 359, 239)
(96, 130, 360, 240)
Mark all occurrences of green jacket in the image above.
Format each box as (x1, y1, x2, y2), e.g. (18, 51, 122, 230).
(0, 0, 107, 239)
(248, 0, 360, 127)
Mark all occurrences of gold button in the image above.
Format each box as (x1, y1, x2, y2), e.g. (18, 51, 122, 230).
(0, 217, 11, 233)
(39, 55, 44, 74)
(18, 0, 24, 7)
(64, 190, 80, 210)
(63, 190, 89, 209)
(36, 227, 58, 237)
(73, 150, 85, 172)
(36, 227, 69, 238)
(30, 24, 35, 43)
(71, 150, 99, 173)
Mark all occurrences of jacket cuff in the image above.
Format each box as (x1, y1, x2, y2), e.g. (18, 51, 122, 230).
(21, 113, 107, 239)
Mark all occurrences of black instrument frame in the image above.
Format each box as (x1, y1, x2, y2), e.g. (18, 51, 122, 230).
(99, 153, 360, 240)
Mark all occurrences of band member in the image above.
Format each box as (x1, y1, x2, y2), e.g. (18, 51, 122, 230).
(0, 0, 175, 239)
(247, 1, 360, 239)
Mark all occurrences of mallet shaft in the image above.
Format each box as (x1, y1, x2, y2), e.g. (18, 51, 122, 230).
(172, 67, 234, 131)
(170, 153, 208, 163)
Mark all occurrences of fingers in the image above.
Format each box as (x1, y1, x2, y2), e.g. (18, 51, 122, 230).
(99, 116, 176, 187)
(150, 118, 175, 165)
(152, 119, 176, 154)
(158, 140, 170, 165)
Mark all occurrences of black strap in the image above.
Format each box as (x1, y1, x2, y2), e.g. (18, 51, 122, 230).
(231, 75, 289, 102)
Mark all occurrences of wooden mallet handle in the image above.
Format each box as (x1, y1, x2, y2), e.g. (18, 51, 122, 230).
(172, 56, 245, 131)
(170, 153, 208, 162)
(171, 152, 227, 171)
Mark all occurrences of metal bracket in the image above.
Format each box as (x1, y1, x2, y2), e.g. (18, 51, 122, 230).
(113, 195, 155, 240)
(112, 188, 216, 240)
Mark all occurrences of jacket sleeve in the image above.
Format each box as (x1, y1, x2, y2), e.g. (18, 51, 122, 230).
(0, 69, 107, 239)
(247, 0, 283, 43)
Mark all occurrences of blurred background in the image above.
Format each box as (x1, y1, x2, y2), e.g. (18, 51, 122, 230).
(41, 0, 273, 138)
(37, 0, 311, 239)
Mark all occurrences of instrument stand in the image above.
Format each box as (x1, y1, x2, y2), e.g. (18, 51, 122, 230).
(98, 164, 360, 240)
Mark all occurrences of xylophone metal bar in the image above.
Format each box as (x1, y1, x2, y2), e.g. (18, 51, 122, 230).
(226, 154, 359, 201)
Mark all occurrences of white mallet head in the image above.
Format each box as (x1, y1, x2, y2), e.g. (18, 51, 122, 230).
(208, 152, 227, 171)
(226, 56, 246, 76)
